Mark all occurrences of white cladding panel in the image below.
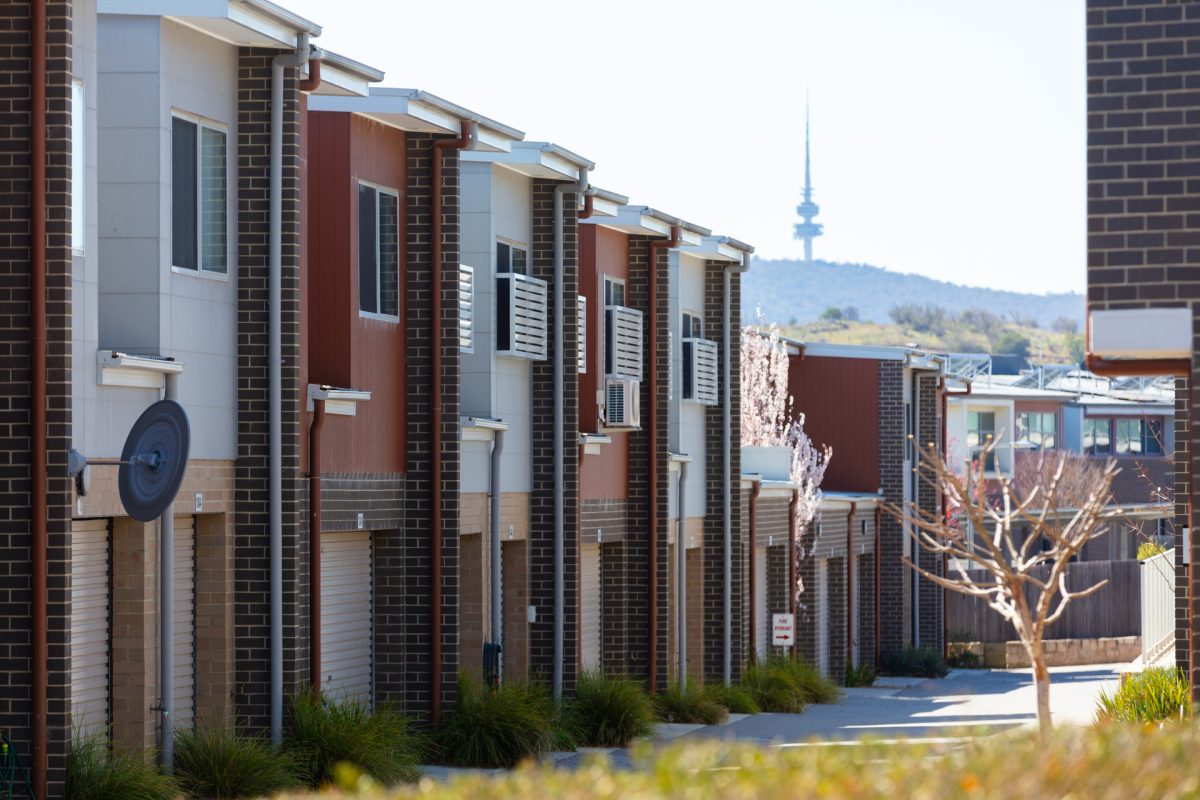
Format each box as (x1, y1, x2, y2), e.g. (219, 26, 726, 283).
(581, 542, 602, 670)
(70, 518, 110, 738)
(755, 547, 768, 660)
(174, 516, 196, 729)
(321, 531, 374, 703)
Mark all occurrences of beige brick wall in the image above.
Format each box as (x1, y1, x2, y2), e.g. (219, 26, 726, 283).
(502, 538, 530, 681)
(91, 460, 235, 750)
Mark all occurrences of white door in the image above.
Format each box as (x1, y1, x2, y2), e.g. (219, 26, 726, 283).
(755, 548, 768, 660)
(817, 559, 829, 676)
(174, 516, 196, 730)
(321, 531, 373, 703)
(581, 542, 602, 671)
(70, 518, 110, 738)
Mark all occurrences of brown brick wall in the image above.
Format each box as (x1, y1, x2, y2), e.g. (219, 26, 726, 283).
(917, 373, 943, 652)
(858, 550, 876, 668)
(0, 2, 75, 789)
(877, 361, 906, 657)
(502, 539, 530, 680)
(828, 555, 847, 682)
(704, 260, 744, 683)
(528, 180, 580, 690)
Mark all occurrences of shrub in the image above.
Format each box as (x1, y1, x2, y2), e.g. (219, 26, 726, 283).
(1137, 541, 1166, 560)
(563, 671, 654, 747)
(654, 682, 728, 726)
(1096, 668, 1192, 724)
(781, 658, 840, 704)
(174, 725, 300, 799)
(739, 661, 806, 713)
(436, 675, 558, 768)
(65, 735, 178, 800)
(284, 692, 422, 787)
(880, 647, 949, 678)
(844, 663, 876, 687)
(946, 644, 982, 670)
(706, 684, 760, 715)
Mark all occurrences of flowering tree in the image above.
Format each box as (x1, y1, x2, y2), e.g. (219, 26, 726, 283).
(740, 314, 831, 593)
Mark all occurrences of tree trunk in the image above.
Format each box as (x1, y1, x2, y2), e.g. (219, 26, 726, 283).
(1032, 650, 1052, 738)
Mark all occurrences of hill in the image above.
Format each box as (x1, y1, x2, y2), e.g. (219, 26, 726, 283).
(743, 258, 1083, 329)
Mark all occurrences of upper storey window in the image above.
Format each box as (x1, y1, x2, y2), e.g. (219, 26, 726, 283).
(172, 115, 227, 276)
(358, 183, 401, 320)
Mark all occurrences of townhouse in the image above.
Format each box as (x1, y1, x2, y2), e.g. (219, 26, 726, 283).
(944, 365, 1173, 561)
(781, 341, 945, 673)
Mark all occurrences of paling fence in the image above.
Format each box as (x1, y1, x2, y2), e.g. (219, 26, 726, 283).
(944, 559, 1140, 643)
(1139, 549, 1175, 663)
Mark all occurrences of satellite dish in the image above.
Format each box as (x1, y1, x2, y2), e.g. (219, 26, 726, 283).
(117, 400, 190, 522)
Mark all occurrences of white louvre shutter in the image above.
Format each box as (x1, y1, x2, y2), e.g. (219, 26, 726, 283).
(174, 516, 196, 730)
(817, 559, 829, 676)
(70, 518, 110, 738)
(581, 542, 601, 670)
(755, 548, 768, 660)
(321, 531, 373, 704)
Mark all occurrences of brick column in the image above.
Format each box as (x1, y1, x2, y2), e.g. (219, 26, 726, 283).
(877, 361, 906, 656)
(917, 373, 943, 652)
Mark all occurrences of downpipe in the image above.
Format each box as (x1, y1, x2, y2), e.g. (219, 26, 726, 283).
(270, 34, 311, 744)
(489, 429, 505, 672)
(552, 168, 590, 702)
(309, 399, 326, 691)
(160, 374, 180, 773)
(676, 460, 688, 685)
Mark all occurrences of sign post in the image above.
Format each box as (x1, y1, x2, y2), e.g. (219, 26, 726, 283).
(772, 613, 795, 648)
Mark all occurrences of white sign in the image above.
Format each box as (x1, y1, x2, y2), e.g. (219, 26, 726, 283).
(772, 613, 795, 647)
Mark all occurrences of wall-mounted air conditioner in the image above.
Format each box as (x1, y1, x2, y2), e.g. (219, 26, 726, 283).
(496, 272, 548, 360)
(682, 338, 719, 405)
(603, 378, 640, 430)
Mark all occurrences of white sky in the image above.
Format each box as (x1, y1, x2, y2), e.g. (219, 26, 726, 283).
(288, 0, 1086, 295)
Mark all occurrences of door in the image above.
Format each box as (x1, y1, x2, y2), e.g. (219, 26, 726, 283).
(321, 531, 373, 703)
(755, 548, 768, 660)
(174, 516, 196, 730)
(70, 518, 110, 738)
(581, 542, 602, 671)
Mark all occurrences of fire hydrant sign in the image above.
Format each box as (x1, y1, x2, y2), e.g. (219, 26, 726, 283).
(772, 613, 795, 647)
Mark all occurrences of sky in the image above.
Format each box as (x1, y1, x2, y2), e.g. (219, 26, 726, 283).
(286, 0, 1086, 295)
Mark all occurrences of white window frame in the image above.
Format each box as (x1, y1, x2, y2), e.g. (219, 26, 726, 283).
(601, 275, 629, 380)
(682, 310, 703, 340)
(358, 180, 401, 323)
(170, 110, 230, 281)
(496, 239, 530, 276)
(71, 79, 84, 255)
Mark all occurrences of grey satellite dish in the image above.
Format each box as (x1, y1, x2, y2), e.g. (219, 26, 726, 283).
(68, 400, 190, 522)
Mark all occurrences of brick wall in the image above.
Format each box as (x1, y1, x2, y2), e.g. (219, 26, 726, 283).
(528, 180, 580, 691)
(320, 475, 405, 533)
(703, 260, 743, 683)
(766, 544, 789, 659)
(1086, 0, 1200, 689)
(858, 551, 877, 668)
(685, 545, 705, 682)
(877, 360, 906, 657)
(795, 532, 818, 666)
(0, 2, 75, 789)
(234, 50, 307, 730)
(828, 555, 847, 682)
(582, 500, 627, 674)
(1176, 377, 1189, 673)
(390, 132, 462, 716)
(917, 373, 943, 652)
(502, 539, 530, 680)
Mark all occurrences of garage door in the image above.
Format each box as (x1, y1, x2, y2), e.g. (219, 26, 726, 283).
(581, 542, 601, 671)
(817, 559, 829, 676)
(321, 531, 373, 703)
(70, 518, 110, 738)
(175, 516, 196, 730)
(755, 548, 768, 660)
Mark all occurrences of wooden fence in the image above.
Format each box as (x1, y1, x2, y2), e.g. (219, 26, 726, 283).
(944, 559, 1141, 643)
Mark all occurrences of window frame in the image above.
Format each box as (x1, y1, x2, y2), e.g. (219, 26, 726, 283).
(602, 276, 628, 378)
(1016, 411, 1057, 451)
(170, 110, 230, 281)
(357, 180, 402, 322)
(496, 239, 529, 276)
(1084, 416, 1113, 456)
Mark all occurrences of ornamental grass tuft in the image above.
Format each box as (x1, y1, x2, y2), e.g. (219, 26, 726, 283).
(64, 734, 178, 800)
(435, 674, 558, 768)
(174, 725, 301, 799)
(563, 670, 655, 747)
(654, 681, 729, 726)
(1096, 667, 1192, 724)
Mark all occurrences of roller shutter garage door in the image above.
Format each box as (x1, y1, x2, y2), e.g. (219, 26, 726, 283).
(581, 542, 601, 670)
(817, 559, 829, 676)
(70, 518, 110, 738)
(321, 531, 373, 703)
(755, 548, 768, 660)
(175, 516, 196, 730)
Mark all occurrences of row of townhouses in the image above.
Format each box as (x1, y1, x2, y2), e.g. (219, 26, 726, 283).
(6, 0, 947, 794)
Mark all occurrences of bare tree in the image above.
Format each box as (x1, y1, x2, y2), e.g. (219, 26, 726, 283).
(890, 438, 1119, 736)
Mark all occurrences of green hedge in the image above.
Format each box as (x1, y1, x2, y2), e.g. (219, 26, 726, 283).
(278, 723, 1200, 799)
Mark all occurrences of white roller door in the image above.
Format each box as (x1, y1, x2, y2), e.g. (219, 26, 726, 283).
(581, 542, 601, 670)
(70, 518, 110, 738)
(755, 548, 768, 660)
(817, 559, 829, 676)
(321, 531, 373, 703)
(174, 516, 196, 730)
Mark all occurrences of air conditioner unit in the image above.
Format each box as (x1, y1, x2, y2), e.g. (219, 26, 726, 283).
(682, 338, 719, 405)
(603, 378, 640, 430)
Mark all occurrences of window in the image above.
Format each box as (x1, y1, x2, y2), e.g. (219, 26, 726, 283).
(358, 183, 400, 318)
(172, 115, 227, 275)
(72, 80, 84, 253)
(497, 241, 528, 275)
(602, 277, 632, 377)
(1084, 417, 1111, 455)
(1016, 412, 1056, 450)
(967, 410, 996, 471)
(682, 311, 703, 339)
(1144, 418, 1164, 455)
(1114, 417, 1165, 456)
(603, 276, 625, 307)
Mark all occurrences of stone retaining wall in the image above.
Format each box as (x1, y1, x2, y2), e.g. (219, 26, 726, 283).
(957, 637, 1141, 669)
